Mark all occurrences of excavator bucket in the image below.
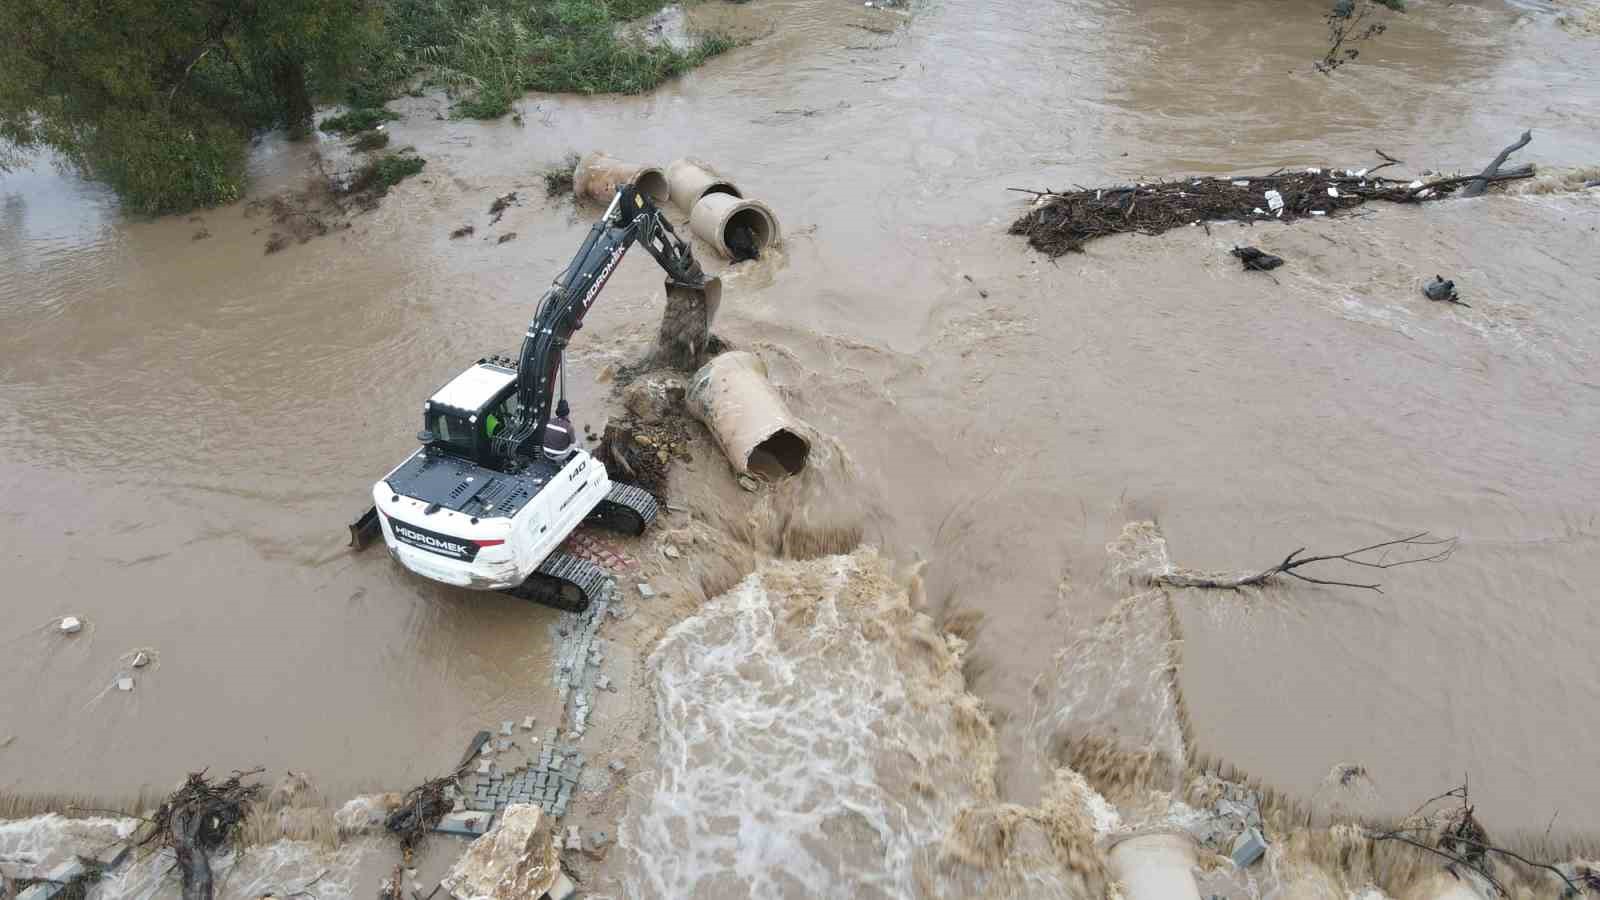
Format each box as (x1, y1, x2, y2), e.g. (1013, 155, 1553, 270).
(656, 275, 722, 370)
(348, 505, 380, 550)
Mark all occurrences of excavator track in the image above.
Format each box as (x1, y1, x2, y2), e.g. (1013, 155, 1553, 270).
(503, 552, 610, 613)
(586, 482, 659, 536)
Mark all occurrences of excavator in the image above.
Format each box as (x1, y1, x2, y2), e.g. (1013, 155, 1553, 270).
(347, 186, 716, 611)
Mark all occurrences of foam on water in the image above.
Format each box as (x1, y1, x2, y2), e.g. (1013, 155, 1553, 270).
(623, 552, 963, 898)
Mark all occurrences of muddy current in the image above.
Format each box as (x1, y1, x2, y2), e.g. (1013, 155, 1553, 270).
(4, 0, 1599, 883)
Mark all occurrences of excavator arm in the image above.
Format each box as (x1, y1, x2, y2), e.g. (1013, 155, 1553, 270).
(493, 186, 708, 461)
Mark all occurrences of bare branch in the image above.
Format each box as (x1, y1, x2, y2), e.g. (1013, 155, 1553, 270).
(1154, 532, 1456, 593)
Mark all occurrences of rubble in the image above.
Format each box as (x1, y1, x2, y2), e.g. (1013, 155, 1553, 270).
(1231, 827, 1268, 868)
(115, 676, 134, 692)
(57, 616, 82, 634)
(440, 804, 560, 900)
(637, 582, 656, 598)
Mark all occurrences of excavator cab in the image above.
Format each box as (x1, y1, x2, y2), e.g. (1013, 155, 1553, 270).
(417, 362, 522, 467)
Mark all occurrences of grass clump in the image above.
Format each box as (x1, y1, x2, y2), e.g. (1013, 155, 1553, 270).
(346, 151, 426, 198)
(392, 0, 737, 120)
(351, 129, 392, 151)
(320, 106, 401, 134)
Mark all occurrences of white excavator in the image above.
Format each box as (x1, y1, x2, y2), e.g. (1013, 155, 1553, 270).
(348, 186, 716, 610)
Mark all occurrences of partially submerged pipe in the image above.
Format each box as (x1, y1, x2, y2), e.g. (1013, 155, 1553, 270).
(655, 275, 722, 371)
(1106, 833, 1202, 900)
(573, 152, 669, 205)
(689, 193, 781, 260)
(687, 351, 811, 479)
(666, 158, 741, 215)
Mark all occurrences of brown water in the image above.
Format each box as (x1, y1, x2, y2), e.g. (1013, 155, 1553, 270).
(3, 0, 1598, 846)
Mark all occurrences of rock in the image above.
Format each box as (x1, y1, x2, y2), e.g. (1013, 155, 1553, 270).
(441, 804, 559, 900)
(662, 544, 682, 560)
(91, 841, 130, 869)
(132, 651, 150, 668)
(584, 831, 611, 860)
(595, 675, 613, 692)
(115, 676, 134, 692)
(58, 616, 82, 634)
(1231, 827, 1267, 868)
(738, 475, 759, 492)
(546, 872, 577, 900)
(637, 583, 656, 598)
(435, 810, 494, 837)
(608, 759, 626, 773)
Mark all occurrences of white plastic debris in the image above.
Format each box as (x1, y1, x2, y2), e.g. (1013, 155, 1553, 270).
(1418, 188, 1434, 199)
(1327, 186, 1339, 198)
(1353, 168, 1368, 178)
(58, 616, 83, 634)
(1095, 190, 1102, 200)
(1311, 210, 1327, 216)
(1409, 179, 1424, 189)
(1264, 189, 1284, 212)
(1232, 179, 1250, 187)
(1306, 167, 1322, 174)
(1253, 207, 1265, 215)
(1275, 209, 1283, 218)
(116, 676, 134, 692)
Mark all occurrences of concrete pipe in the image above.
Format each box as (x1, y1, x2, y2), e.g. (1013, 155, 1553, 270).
(687, 351, 811, 480)
(689, 193, 781, 261)
(666, 158, 741, 214)
(1106, 833, 1202, 900)
(573, 152, 669, 205)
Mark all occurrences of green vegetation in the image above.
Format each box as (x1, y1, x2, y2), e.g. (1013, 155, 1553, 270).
(1, 0, 732, 212)
(320, 107, 400, 134)
(351, 129, 392, 152)
(345, 151, 426, 198)
(1, 0, 380, 214)
(379, 0, 737, 120)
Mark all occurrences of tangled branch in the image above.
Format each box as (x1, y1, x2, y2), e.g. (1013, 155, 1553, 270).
(1367, 781, 1588, 897)
(1153, 531, 1456, 593)
(135, 768, 265, 900)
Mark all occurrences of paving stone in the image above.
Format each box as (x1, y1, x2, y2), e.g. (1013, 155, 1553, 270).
(500, 720, 514, 736)
(435, 810, 493, 837)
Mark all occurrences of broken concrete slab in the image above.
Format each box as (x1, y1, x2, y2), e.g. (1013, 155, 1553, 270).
(436, 810, 494, 837)
(1231, 827, 1268, 868)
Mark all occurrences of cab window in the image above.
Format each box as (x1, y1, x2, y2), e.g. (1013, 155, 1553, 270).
(429, 411, 475, 457)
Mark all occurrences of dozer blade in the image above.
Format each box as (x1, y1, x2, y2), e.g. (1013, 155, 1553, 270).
(348, 505, 381, 550)
(655, 275, 723, 370)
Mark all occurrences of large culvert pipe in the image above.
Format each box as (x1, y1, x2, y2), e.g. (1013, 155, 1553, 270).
(666, 158, 741, 214)
(573, 152, 669, 205)
(1106, 833, 1202, 900)
(687, 351, 811, 480)
(689, 193, 780, 261)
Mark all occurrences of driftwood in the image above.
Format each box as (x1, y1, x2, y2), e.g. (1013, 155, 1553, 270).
(136, 769, 264, 900)
(1462, 130, 1533, 199)
(1153, 531, 1455, 593)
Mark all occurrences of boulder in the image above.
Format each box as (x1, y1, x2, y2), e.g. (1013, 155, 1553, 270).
(441, 803, 560, 900)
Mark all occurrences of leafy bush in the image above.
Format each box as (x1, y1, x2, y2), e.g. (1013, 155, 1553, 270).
(345, 152, 426, 197)
(320, 107, 400, 133)
(351, 129, 392, 151)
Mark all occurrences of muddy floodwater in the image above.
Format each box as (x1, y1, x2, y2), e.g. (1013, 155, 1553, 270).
(4, 0, 1599, 855)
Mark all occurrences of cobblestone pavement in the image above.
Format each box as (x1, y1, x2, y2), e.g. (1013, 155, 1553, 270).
(460, 578, 618, 821)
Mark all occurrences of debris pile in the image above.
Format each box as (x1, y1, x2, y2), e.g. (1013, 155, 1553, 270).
(134, 769, 263, 900)
(1008, 164, 1535, 255)
(384, 773, 456, 853)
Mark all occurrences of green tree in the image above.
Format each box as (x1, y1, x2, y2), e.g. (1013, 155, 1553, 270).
(0, 0, 379, 214)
